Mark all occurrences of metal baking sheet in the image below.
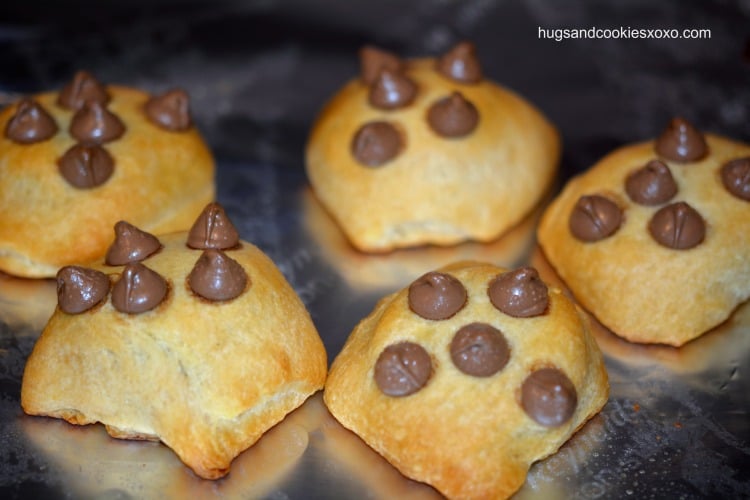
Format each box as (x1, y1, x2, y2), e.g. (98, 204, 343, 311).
(1, 1, 748, 498)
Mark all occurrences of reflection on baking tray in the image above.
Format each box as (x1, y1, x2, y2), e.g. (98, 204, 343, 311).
(301, 187, 541, 291)
(0, 273, 56, 333)
(19, 392, 328, 498)
(311, 395, 444, 500)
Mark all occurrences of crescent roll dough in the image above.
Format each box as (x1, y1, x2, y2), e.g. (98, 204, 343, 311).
(21, 210, 327, 479)
(324, 261, 608, 499)
(0, 73, 214, 278)
(538, 119, 750, 345)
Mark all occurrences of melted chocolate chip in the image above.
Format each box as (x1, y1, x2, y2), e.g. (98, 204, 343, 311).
(368, 70, 417, 110)
(569, 195, 623, 242)
(359, 45, 403, 85)
(5, 99, 58, 144)
(488, 267, 549, 318)
(187, 203, 240, 250)
(56, 266, 110, 314)
(450, 322, 510, 377)
(374, 342, 432, 397)
(720, 157, 750, 201)
(521, 368, 577, 427)
(58, 143, 114, 188)
(654, 117, 708, 163)
(111, 262, 168, 314)
(351, 121, 403, 166)
(144, 89, 192, 131)
(408, 271, 467, 320)
(69, 101, 125, 144)
(436, 41, 482, 84)
(105, 221, 161, 265)
(57, 70, 109, 110)
(427, 92, 479, 138)
(188, 249, 248, 301)
(648, 201, 705, 250)
(625, 159, 678, 205)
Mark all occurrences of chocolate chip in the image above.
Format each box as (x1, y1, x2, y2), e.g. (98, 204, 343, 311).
(408, 271, 467, 320)
(521, 368, 577, 427)
(57, 70, 109, 110)
(359, 45, 403, 85)
(188, 249, 248, 302)
(144, 88, 192, 132)
(488, 267, 548, 318)
(351, 121, 403, 167)
(4, 98, 58, 144)
(427, 92, 479, 138)
(187, 203, 240, 250)
(436, 41, 482, 84)
(374, 342, 432, 397)
(57, 143, 114, 188)
(654, 117, 708, 163)
(720, 157, 750, 201)
(569, 195, 623, 242)
(648, 201, 705, 250)
(56, 266, 110, 314)
(105, 221, 161, 265)
(111, 262, 168, 314)
(625, 159, 678, 205)
(450, 322, 510, 377)
(368, 70, 417, 110)
(69, 101, 125, 144)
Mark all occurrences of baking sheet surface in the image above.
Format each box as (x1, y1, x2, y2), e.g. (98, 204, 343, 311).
(1, 1, 748, 498)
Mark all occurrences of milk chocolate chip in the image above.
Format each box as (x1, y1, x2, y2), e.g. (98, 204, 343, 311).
(436, 41, 482, 84)
(488, 267, 548, 318)
(58, 143, 114, 188)
(368, 70, 417, 110)
(374, 342, 432, 397)
(360, 45, 403, 85)
(111, 262, 168, 314)
(721, 157, 750, 201)
(69, 101, 125, 144)
(427, 92, 479, 138)
(408, 271, 467, 320)
(625, 159, 678, 205)
(57, 70, 109, 110)
(654, 117, 708, 163)
(569, 195, 623, 242)
(648, 201, 705, 250)
(105, 221, 161, 265)
(521, 368, 577, 427)
(450, 323, 510, 377)
(188, 249, 248, 301)
(351, 121, 403, 166)
(187, 203, 240, 250)
(56, 266, 110, 314)
(5, 99, 58, 144)
(144, 89, 192, 131)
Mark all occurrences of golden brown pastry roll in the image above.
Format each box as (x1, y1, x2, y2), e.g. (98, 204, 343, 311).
(306, 42, 560, 252)
(538, 118, 750, 346)
(21, 203, 327, 479)
(0, 71, 215, 278)
(324, 261, 608, 499)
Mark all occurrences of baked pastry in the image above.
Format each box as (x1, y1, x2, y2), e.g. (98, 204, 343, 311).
(0, 71, 215, 278)
(537, 118, 750, 346)
(21, 203, 328, 479)
(324, 261, 608, 499)
(306, 42, 560, 252)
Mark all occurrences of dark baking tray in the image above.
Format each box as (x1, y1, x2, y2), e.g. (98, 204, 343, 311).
(1, 1, 748, 498)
